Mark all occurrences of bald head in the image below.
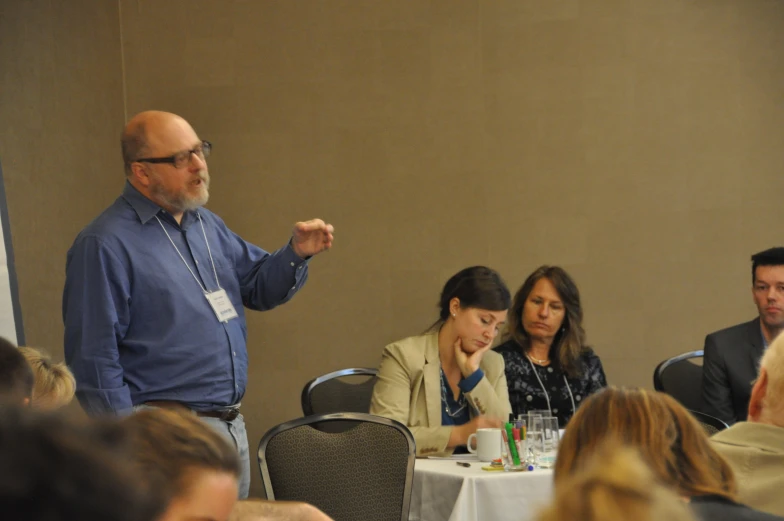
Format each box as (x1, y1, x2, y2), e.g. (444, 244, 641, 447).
(121, 111, 194, 176)
(750, 332, 784, 425)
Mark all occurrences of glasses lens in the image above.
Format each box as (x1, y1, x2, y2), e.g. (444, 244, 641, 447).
(173, 151, 191, 169)
(201, 141, 211, 159)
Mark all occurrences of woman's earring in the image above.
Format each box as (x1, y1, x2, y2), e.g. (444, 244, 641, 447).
(452, 312, 456, 317)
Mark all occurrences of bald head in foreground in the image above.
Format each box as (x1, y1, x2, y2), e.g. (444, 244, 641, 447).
(63, 110, 334, 498)
(712, 331, 784, 517)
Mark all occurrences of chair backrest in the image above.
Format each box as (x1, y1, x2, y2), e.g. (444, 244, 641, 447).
(258, 413, 415, 521)
(653, 351, 704, 411)
(301, 367, 378, 416)
(688, 409, 730, 436)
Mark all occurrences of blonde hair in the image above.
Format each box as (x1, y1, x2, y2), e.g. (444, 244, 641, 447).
(539, 444, 697, 521)
(759, 332, 784, 423)
(18, 347, 75, 410)
(555, 387, 737, 501)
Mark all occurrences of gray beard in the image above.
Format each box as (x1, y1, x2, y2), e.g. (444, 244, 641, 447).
(151, 182, 209, 213)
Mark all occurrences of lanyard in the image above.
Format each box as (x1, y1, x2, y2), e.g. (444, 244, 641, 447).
(526, 357, 576, 418)
(155, 213, 221, 294)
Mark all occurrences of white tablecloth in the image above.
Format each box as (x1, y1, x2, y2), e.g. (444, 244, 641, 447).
(408, 457, 554, 521)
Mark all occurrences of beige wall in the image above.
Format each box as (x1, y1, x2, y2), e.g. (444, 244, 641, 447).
(0, 1, 125, 355)
(3, 0, 784, 497)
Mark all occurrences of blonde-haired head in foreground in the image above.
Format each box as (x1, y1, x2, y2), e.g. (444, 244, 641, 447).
(18, 347, 75, 410)
(555, 387, 736, 501)
(539, 444, 697, 521)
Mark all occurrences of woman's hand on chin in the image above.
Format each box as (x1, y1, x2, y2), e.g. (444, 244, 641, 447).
(454, 337, 491, 377)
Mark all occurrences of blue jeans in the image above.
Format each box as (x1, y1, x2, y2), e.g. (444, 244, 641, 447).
(132, 405, 251, 499)
(199, 414, 251, 499)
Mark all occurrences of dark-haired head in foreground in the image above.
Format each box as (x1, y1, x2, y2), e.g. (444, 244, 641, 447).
(0, 405, 162, 521)
(0, 337, 33, 405)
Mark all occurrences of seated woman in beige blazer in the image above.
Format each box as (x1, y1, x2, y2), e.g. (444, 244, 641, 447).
(370, 266, 513, 456)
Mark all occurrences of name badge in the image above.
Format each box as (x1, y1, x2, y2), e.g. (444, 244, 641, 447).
(205, 289, 239, 323)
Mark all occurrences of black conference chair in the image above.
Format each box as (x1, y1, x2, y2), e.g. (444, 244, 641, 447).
(258, 413, 415, 521)
(688, 409, 729, 436)
(301, 367, 378, 416)
(653, 350, 704, 411)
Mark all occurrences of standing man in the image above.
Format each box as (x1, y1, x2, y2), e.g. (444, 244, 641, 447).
(702, 247, 784, 425)
(63, 111, 334, 498)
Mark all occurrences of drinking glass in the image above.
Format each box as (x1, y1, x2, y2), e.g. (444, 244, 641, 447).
(500, 430, 527, 471)
(526, 414, 544, 466)
(538, 416, 560, 468)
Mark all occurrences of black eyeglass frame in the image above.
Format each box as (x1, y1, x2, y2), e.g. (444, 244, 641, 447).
(133, 140, 211, 169)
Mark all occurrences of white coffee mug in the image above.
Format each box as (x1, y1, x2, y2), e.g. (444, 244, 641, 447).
(467, 428, 502, 462)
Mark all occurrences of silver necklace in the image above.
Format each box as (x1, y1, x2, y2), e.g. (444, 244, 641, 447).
(440, 368, 467, 418)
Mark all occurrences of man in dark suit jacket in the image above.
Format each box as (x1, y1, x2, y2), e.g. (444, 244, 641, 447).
(703, 247, 784, 424)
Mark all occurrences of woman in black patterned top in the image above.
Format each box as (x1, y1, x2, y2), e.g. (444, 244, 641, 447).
(493, 266, 607, 427)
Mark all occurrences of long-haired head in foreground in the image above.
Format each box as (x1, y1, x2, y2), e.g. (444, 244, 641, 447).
(18, 346, 75, 410)
(0, 405, 163, 521)
(122, 408, 241, 504)
(539, 444, 697, 521)
(554, 387, 736, 500)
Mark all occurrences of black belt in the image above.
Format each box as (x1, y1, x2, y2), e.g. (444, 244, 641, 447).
(197, 408, 240, 421)
(143, 401, 240, 422)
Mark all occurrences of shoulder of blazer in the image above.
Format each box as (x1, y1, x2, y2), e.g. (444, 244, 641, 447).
(384, 332, 438, 365)
(707, 318, 760, 344)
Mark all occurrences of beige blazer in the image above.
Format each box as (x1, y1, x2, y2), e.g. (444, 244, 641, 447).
(370, 331, 512, 457)
(711, 421, 784, 517)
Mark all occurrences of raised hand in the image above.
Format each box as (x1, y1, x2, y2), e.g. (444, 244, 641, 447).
(291, 219, 334, 258)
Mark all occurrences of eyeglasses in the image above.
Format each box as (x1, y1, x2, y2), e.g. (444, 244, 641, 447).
(134, 140, 212, 169)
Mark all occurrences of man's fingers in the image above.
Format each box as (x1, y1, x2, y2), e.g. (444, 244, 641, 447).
(294, 219, 333, 234)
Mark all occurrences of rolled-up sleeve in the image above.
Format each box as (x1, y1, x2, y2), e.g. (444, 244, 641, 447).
(63, 235, 132, 416)
(228, 228, 308, 311)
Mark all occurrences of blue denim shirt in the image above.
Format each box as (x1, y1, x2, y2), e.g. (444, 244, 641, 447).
(63, 182, 308, 415)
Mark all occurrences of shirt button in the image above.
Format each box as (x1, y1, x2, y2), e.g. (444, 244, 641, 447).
(291, 285, 296, 290)
(526, 395, 533, 402)
(551, 387, 557, 392)
(195, 260, 199, 265)
(547, 367, 553, 373)
(298, 265, 303, 270)
(553, 408, 559, 413)
(290, 262, 295, 267)
(576, 395, 582, 401)
(233, 351, 236, 356)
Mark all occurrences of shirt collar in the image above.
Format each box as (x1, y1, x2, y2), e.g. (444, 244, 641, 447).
(120, 181, 198, 228)
(121, 181, 163, 224)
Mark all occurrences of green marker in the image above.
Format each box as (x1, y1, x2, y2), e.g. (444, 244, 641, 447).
(504, 423, 520, 466)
